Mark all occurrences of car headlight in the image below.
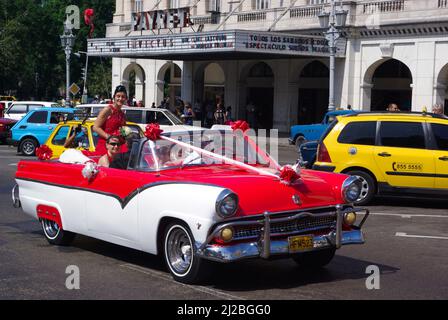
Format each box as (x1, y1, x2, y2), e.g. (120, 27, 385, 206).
(216, 189, 238, 218)
(342, 176, 362, 203)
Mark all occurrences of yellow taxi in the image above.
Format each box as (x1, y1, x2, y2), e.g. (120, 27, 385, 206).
(313, 112, 448, 205)
(45, 120, 144, 159)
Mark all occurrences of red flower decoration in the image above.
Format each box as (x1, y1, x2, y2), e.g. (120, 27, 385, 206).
(84, 9, 95, 38)
(36, 145, 53, 161)
(145, 123, 163, 141)
(279, 165, 300, 185)
(110, 129, 125, 144)
(230, 120, 250, 133)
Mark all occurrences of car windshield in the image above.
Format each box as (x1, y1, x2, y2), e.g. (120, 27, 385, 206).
(137, 130, 280, 172)
(163, 110, 184, 125)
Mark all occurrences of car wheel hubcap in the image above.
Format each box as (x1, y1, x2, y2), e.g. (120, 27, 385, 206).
(23, 142, 35, 154)
(43, 219, 60, 239)
(355, 176, 369, 201)
(166, 227, 192, 275)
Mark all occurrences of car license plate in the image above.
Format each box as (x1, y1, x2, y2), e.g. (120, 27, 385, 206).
(288, 235, 314, 252)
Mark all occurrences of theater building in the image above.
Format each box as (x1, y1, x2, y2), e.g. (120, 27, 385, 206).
(88, 0, 448, 132)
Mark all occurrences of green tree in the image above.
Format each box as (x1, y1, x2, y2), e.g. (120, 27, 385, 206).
(0, 0, 115, 101)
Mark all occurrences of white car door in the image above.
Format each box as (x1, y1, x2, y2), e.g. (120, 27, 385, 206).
(83, 168, 142, 247)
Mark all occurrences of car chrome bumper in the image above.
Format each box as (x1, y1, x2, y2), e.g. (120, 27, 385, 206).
(197, 229, 365, 262)
(197, 206, 369, 263)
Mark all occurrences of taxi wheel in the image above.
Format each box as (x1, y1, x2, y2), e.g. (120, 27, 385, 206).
(41, 218, 76, 246)
(292, 248, 336, 268)
(20, 138, 38, 156)
(346, 170, 376, 206)
(163, 222, 211, 284)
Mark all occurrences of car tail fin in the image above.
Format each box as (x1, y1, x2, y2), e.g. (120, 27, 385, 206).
(317, 142, 332, 163)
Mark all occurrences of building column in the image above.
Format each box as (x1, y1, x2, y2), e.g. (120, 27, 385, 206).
(224, 61, 239, 117)
(288, 82, 300, 127)
(113, 0, 125, 23)
(412, 42, 436, 111)
(181, 61, 193, 104)
(135, 80, 145, 103)
(273, 61, 290, 132)
(360, 83, 373, 111)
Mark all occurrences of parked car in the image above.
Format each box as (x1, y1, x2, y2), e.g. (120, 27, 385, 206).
(74, 104, 109, 118)
(122, 107, 202, 132)
(9, 107, 74, 156)
(45, 119, 144, 159)
(313, 112, 448, 205)
(12, 129, 369, 284)
(289, 110, 356, 148)
(0, 100, 14, 114)
(4, 101, 63, 121)
(0, 117, 17, 144)
(297, 140, 319, 169)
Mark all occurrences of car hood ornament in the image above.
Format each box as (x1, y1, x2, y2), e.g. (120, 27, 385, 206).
(292, 194, 302, 205)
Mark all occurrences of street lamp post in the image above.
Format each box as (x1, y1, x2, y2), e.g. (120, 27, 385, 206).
(60, 19, 76, 107)
(74, 51, 89, 103)
(318, 1, 348, 111)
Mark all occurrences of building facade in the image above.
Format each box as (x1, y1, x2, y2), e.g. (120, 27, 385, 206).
(93, 0, 448, 131)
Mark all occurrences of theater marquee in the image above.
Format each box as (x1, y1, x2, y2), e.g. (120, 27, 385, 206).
(87, 30, 347, 59)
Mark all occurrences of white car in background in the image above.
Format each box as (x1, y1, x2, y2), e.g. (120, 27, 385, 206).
(0, 100, 14, 111)
(74, 104, 125, 119)
(122, 107, 203, 132)
(4, 101, 62, 121)
(74, 105, 202, 132)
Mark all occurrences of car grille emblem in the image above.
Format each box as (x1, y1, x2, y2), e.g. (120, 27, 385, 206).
(292, 195, 301, 205)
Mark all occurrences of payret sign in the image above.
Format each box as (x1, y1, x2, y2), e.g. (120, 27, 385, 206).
(87, 30, 347, 58)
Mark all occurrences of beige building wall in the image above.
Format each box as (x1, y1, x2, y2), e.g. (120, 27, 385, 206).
(106, 0, 448, 131)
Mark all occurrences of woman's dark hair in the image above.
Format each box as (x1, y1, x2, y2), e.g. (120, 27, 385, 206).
(114, 85, 127, 97)
(106, 135, 122, 144)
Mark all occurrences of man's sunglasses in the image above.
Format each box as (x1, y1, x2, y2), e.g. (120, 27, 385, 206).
(108, 142, 121, 146)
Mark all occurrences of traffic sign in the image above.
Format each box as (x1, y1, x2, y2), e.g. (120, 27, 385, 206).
(69, 83, 80, 95)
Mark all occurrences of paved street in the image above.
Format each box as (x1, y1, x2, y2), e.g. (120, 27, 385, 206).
(0, 144, 447, 300)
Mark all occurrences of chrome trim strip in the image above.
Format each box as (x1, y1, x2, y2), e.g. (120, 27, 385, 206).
(260, 211, 271, 259)
(214, 204, 355, 224)
(197, 230, 365, 263)
(12, 184, 21, 208)
(204, 207, 368, 246)
(336, 204, 343, 249)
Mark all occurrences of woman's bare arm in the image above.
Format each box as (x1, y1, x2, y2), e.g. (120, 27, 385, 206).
(93, 106, 112, 139)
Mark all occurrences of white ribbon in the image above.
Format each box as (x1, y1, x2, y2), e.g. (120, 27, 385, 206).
(160, 135, 280, 180)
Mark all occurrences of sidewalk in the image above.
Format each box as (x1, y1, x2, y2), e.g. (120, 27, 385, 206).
(252, 132, 292, 147)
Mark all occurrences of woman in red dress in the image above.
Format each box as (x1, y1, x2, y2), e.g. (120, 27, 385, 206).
(93, 85, 127, 155)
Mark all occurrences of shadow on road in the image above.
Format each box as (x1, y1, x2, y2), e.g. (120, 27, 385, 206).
(53, 234, 399, 291)
(203, 256, 399, 292)
(369, 196, 447, 209)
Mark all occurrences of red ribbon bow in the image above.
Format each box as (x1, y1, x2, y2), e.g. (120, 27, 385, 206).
(110, 129, 126, 144)
(279, 165, 300, 185)
(36, 145, 53, 161)
(84, 8, 95, 38)
(230, 120, 250, 133)
(145, 123, 163, 141)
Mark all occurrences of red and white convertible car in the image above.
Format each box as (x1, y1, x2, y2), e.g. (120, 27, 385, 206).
(13, 128, 369, 284)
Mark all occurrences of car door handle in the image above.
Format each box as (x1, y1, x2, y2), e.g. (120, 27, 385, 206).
(19, 125, 27, 129)
(378, 152, 392, 157)
(439, 156, 448, 161)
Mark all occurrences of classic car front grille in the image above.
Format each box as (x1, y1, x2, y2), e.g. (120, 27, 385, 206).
(232, 215, 336, 240)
